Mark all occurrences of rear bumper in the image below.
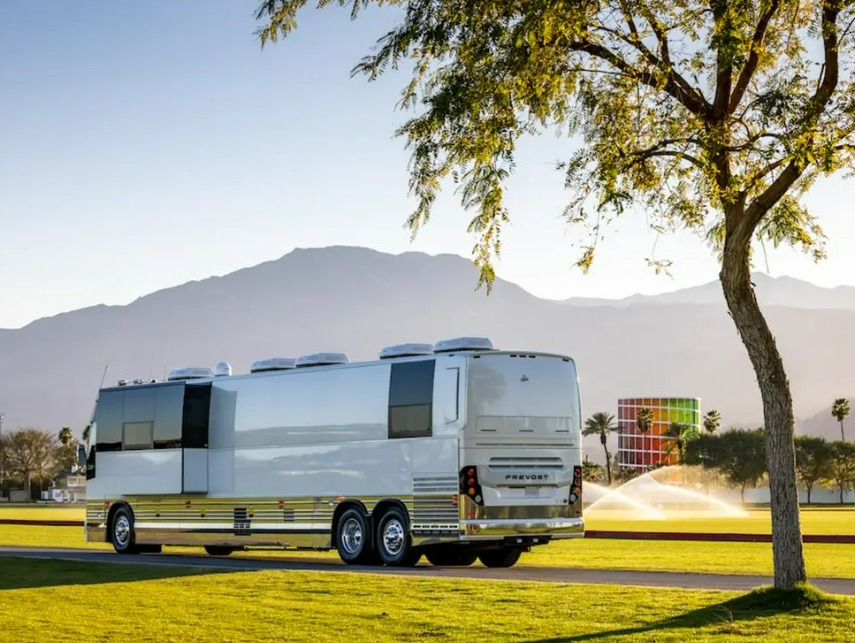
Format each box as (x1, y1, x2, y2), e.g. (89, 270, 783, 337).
(460, 516, 584, 540)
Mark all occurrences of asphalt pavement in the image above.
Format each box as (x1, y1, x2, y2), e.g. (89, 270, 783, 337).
(3, 545, 855, 595)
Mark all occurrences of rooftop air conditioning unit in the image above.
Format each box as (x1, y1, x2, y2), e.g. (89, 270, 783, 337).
(295, 353, 349, 368)
(214, 361, 232, 377)
(378, 343, 434, 359)
(433, 337, 495, 353)
(250, 358, 297, 373)
(166, 367, 215, 382)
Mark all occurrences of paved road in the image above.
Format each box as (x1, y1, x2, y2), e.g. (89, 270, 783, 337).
(3, 545, 855, 595)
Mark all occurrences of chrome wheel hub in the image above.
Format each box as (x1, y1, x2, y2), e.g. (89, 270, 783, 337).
(114, 515, 130, 547)
(341, 518, 363, 555)
(382, 519, 405, 556)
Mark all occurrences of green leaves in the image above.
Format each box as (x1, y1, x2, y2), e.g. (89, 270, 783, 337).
(256, 0, 855, 284)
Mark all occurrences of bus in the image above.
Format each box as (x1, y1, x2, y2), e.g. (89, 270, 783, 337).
(84, 337, 583, 567)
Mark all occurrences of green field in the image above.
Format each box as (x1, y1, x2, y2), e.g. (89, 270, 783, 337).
(5, 505, 855, 535)
(3, 522, 855, 578)
(0, 558, 853, 642)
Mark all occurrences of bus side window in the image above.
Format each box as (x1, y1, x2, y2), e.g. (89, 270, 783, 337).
(388, 360, 435, 439)
(444, 368, 459, 423)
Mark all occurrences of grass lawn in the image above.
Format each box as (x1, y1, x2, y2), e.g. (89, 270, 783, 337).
(5, 505, 855, 534)
(0, 504, 84, 521)
(587, 506, 855, 535)
(1, 559, 854, 642)
(3, 523, 855, 579)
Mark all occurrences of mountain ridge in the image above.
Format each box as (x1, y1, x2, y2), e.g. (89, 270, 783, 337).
(1, 246, 852, 451)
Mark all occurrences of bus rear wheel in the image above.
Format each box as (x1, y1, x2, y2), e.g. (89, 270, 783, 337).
(425, 547, 477, 567)
(336, 507, 373, 565)
(204, 546, 234, 556)
(375, 506, 421, 567)
(478, 547, 522, 568)
(110, 506, 139, 555)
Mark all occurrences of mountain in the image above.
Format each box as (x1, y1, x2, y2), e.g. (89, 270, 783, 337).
(1, 246, 854, 455)
(796, 400, 855, 442)
(562, 273, 855, 310)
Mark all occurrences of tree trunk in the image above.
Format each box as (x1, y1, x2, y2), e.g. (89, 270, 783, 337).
(24, 475, 32, 502)
(840, 484, 844, 504)
(603, 444, 612, 486)
(721, 220, 806, 589)
(840, 421, 845, 442)
(806, 485, 812, 504)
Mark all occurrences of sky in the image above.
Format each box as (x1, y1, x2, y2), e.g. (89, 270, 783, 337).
(2, 1, 854, 330)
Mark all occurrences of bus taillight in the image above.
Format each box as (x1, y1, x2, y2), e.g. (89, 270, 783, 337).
(569, 465, 582, 504)
(460, 466, 483, 505)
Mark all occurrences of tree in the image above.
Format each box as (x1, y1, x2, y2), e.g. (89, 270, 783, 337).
(703, 410, 722, 435)
(1, 428, 66, 500)
(258, 0, 855, 588)
(583, 412, 619, 485)
(685, 428, 766, 502)
(663, 421, 700, 466)
(582, 454, 605, 484)
(635, 407, 653, 465)
(58, 427, 73, 446)
(832, 398, 851, 441)
(826, 441, 855, 503)
(82, 424, 91, 444)
(717, 429, 768, 504)
(794, 436, 833, 504)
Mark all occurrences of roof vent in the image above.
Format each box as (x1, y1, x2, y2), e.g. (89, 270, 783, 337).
(214, 361, 232, 377)
(433, 337, 495, 353)
(166, 367, 214, 382)
(250, 358, 297, 373)
(379, 343, 435, 360)
(295, 352, 349, 368)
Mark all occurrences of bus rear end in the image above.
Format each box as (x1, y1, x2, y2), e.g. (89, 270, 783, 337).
(458, 351, 583, 560)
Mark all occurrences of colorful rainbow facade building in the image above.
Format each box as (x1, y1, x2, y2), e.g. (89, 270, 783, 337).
(616, 397, 701, 473)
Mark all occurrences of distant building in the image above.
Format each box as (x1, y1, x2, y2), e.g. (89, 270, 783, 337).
(616, 397, 701, 473)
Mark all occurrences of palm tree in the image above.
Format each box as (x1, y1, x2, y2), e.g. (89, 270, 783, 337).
(832, 399, 851, 441)
(583, 412, 619, 485)
(663, 422, 700, 466)
(58, 427, 73, 446)
(703, 409, 721, 435)
(636, 408, 653, 469)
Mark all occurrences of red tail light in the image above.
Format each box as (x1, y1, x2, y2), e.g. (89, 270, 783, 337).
(460, 466, 484, 506)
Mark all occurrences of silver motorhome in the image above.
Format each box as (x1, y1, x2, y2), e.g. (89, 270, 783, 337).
(85, 337, 584, 567)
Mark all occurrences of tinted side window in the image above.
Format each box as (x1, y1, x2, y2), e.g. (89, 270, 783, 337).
(389, 360, 435, 438)
(154, 384, 184, 448)
(182, 384, 211, 448)
(94, 391, 124, 452)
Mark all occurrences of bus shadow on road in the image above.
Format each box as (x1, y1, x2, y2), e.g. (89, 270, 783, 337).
(0, 556, 232, 591)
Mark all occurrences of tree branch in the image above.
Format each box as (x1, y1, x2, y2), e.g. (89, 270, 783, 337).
(744, 0, 842, 228)
(570, 40, 709, 116)
(729, 0, 782, 114)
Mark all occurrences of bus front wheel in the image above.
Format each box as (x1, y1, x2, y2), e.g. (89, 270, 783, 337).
(110, 506, 139, 555)
(204, 546, 234, 556)
(478, 547, 522, 568)
(425, 547, 478, 567)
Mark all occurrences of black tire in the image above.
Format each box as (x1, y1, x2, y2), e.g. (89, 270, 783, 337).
(375, 506, 421, 567)
(478, 547, 522, 568)
(336, 507, 373, 565)
(425, 547, 478, 567)
(204, 545, 234, 556)
(138, 544, 162, 554)
(110, 505, 139, 555)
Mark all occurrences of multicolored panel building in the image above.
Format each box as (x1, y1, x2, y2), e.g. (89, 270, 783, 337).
(616, 397, 701, 473)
